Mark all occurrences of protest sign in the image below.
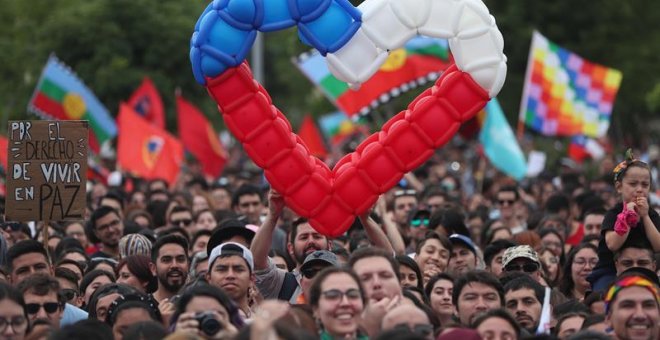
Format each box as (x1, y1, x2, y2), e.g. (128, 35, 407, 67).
(6, 120, 88, 221)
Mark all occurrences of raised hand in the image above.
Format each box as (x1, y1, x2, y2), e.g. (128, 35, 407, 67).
(267, 189, 285, 218)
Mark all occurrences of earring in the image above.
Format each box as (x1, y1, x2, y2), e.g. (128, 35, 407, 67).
(315, 317, 324, 336)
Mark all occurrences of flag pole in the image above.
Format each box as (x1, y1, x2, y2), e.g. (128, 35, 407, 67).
(517, 118, 525, 141)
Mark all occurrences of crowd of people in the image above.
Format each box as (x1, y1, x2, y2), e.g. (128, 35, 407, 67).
(0, 143, 659, 340)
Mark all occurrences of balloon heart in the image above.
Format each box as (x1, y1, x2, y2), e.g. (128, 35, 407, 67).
(190, 0, 507, 237)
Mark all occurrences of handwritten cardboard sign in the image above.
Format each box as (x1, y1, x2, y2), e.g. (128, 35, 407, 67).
(6, 120, 88, 221)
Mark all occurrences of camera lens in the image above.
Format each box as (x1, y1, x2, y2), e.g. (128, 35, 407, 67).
(197, 313, 222, 336)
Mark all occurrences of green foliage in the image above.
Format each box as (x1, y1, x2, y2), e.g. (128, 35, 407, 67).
(0, 0, 658, 144)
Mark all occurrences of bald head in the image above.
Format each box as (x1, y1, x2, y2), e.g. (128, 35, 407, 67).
(381, 304, 430, 331)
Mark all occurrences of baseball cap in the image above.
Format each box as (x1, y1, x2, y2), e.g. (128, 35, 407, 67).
(449, 234, 477, 254)
(208, 242, 254, 272)
(300, 250, 339, 273)
(206, 219, 256, 256)
(501, 245, 541, 268)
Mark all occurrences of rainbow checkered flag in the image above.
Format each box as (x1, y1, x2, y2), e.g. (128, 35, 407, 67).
(519, 31, 623, 138)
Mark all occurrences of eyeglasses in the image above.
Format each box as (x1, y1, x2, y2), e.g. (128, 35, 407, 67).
(394, 189, 417, 198)
(97, 219, 121, 232)
(0, 316, 27, 333)
(573, 258, 598, 268)
(393, 323, 434, 337)
(61, 289, 78, 301)
(498, 199, 515, 206)
(26, 302, 61, 315)
(504, 263, 539, 273)
(410, 218, 430, 228)
(321, 288, 361, 301)
(172, 219, 193, 227)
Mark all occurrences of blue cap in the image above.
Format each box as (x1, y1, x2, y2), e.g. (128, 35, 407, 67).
(449, 234, 477, 254)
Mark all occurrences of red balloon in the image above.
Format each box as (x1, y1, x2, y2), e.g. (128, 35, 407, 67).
(205, 62, 489, 237)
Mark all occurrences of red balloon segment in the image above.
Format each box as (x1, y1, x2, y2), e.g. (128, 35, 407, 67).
(205, 62, 489, 237)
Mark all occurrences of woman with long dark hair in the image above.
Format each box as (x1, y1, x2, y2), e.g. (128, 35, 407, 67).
(558, 243, 598, 300)
(171, 283, 243, 339)
(115, 255, 157, 294)
(0, 282, 28, 340)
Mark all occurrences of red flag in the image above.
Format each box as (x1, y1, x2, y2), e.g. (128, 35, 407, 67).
(298, 115, 328, 158)
(127, 77, 165, 129)
(176, 95, 226, 178)
(117, 103, 183, 185)
(0, 135, 7, 170)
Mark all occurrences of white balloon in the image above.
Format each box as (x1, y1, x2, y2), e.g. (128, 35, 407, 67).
(359, 0, 417, 50)
(390, 0, 431, 29)
(325, 0, 507, 97)
(465, 61, 507, 97)
(326, 29, 388, 84)
(450, 26, 506, 93)
(417, 0, 459, 38)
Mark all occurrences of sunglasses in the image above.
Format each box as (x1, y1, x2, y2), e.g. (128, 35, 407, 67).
(321, 288, 361, 301)
(504, 263, 539, 273)
(26, 302, 61, 315)
(172, 219, 193, 227)
(394, 189, 417, 198)
(498, 199, 515, 206)
(301, 268, 322, 279)
(2, 222, 23, 232)
(394, 323, 434, 337)
(61, 289, 78, 301)
(410, 218, 430, 228)
(90, 257, 119, 265)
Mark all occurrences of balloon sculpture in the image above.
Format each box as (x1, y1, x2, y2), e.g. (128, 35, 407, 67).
(190, 0, 507, 237)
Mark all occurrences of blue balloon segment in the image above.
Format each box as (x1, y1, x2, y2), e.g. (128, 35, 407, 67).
(260, 0, 297, 32)
(224, 0, 261, 28)
(296, 0, 332, 22)
(297, 1, 361, 55)
(190, 0, 362, 85)
(194, 3, 215, 32)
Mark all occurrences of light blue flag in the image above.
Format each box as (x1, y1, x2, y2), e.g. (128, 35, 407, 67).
(479, 99, 527, 180)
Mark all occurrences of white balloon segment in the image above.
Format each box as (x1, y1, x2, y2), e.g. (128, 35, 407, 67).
(326, 0, 507, 97)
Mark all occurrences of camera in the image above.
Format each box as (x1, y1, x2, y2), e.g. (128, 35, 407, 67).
(195, 311, 222, 336)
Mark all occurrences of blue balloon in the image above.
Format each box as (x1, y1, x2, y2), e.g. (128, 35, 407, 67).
(224, 0, 260, 28)
(208, 19, 254, 60)
(190, 44, 206, 83)
(194, 3, 215, 32)
(200, 54, 227, 80)
(298, 1, 358, 55)
(190, 0, 362, 85)
(295, 0, 331, 21)
(260, 0, 296, 32)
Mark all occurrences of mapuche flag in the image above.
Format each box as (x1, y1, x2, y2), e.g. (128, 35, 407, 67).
(28, 55, 117, 153)
(295, 37, 450, 118)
